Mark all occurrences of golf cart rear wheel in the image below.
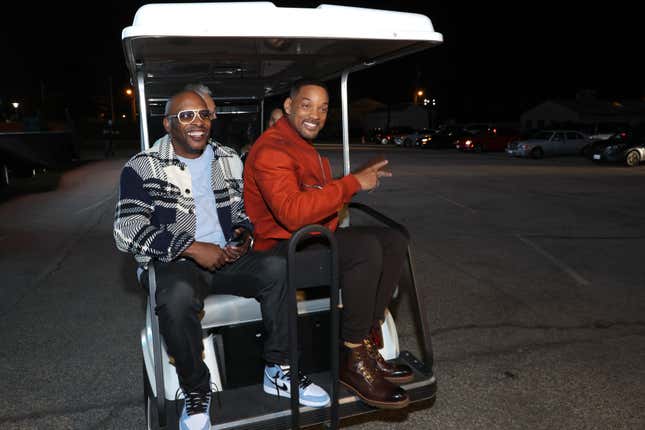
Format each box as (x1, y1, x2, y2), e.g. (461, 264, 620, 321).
(626, 150, 640, 167)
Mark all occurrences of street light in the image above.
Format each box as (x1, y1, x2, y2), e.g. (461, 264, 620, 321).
(124, 88, 136, 123)
(414, 89, 425, 105)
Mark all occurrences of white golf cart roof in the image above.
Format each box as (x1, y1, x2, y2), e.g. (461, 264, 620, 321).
(122, 2, 442, 171)
(122, 2, 442, 103)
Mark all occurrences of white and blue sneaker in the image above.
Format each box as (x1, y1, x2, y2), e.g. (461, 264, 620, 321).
(263, 364, 330, 408)
(178, 388, 212, 430)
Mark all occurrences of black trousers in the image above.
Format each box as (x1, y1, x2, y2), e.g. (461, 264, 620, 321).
(334, 226, 409, 343)
(142, 243, 289, 392)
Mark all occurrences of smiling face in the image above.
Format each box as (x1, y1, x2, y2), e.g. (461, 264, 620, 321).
(283, 85, 328, 140)
(163, 91, 211, 158)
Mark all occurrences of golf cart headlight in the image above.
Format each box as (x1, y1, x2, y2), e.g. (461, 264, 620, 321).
(465, 139, 472, 146)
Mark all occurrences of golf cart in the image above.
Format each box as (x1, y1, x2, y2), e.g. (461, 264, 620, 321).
(121, 3, 443, 429)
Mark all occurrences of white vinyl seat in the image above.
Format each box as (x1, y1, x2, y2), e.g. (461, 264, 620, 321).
(200, 295, 331, 329)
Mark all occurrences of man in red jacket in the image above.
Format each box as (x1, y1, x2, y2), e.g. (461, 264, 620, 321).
(244, 79, 414, 409)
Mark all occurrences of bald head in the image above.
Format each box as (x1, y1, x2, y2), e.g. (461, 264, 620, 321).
(269, 108, 284, 127)
(163, 91, 211, 158)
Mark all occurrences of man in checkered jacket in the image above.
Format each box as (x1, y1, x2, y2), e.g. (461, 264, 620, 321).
(113, 90, 329, 430)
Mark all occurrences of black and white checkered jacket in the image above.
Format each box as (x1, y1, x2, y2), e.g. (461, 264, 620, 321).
(113, 136, 252, 267)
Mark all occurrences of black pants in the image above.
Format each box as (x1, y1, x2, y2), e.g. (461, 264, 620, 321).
(334, 226, 409, 343)
(142, 243, 289, 392)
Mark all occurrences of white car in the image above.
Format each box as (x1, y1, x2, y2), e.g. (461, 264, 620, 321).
(506, 130, 590, 158)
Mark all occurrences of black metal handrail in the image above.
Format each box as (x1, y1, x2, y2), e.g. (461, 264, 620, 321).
(147, 262, 167, 428)
(287, 225, 340, 430)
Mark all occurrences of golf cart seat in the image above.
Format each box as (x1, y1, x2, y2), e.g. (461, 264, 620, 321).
(200, 294, 330, 329)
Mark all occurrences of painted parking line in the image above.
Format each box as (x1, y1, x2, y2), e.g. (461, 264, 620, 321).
(434, 193, 477, 213)
(515, 234, 590, 286)
(76, 192, 117, 215)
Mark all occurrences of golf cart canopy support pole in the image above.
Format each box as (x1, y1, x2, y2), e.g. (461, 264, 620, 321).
(136, 70, 150, 151)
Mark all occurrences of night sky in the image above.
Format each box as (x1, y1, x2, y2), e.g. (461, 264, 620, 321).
(1, 0, 642, 122)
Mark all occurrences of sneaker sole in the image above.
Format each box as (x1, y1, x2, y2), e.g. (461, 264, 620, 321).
(263, 384, 330, 408)
(339, 380, 410, 410)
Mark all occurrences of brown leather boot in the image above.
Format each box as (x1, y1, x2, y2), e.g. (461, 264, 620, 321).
(339, 342, 410, 409)
(363, 337, 414, 384)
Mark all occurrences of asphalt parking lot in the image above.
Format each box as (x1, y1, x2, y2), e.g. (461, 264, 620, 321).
(0, 146, 643, 429)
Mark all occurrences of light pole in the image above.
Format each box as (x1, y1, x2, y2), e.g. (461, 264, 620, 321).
(431, 98, 437, 129)
(125, 88, 136, 123)
(10, 102, 20, 121)
(423, 97, 437, 129)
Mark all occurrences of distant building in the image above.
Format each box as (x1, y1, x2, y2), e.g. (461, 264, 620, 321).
(324, 99, 431, 138)
(520, 97, 645, 132)
(363, 102, 429, 131)
(324, 98, 386, 137)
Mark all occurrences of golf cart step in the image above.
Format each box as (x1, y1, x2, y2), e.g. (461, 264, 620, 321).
(209, 351, 436, 430)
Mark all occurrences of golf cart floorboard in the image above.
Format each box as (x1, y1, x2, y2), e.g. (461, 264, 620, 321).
(209, 351, 436, 430)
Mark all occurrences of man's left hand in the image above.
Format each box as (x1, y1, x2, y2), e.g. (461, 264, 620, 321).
(224, 228, 252, 262)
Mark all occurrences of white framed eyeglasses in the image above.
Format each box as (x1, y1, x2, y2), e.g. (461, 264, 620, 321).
(166, 109, 212, 124)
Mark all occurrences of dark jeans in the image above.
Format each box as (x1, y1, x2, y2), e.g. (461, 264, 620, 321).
(142, 243, 289, 392)
(334, 226, 409, 343)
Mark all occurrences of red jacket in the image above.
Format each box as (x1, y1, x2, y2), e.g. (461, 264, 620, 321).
(243, 117, 361, 250)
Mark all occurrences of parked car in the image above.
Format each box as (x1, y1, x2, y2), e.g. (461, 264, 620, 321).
(456, 126, 520, 152)
(587, 127, 645, 167)
(421, 125, 470, 149)
(414, 128, 437, 147)
(462, 122, 491, 135)
(587, 122, 631, 141)
(506, 130, 591, 158)
(397, 128, 433, 147)
(364, 127, 385, 144)
(378, 126, 416, 145)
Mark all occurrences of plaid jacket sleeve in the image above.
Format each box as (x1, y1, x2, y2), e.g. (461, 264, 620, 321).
(113, 163, 193, 263)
